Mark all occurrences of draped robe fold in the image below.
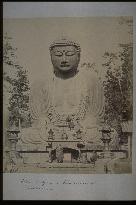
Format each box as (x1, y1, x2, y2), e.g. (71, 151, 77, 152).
(18, 68, 106, 147)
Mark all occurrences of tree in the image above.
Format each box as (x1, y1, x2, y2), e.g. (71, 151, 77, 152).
(8, 69, 31, 127)
(119, 43, 133, 120)
(102, 43, 133, 135)
(3, 33, 31, 128)
(3, 34, 17, 94)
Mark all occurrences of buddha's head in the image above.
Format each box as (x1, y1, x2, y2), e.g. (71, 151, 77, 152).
(50, 38, 81, 79)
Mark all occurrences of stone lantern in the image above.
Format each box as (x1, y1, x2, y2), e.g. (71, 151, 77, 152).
(99, 124, 113, 158)
(7, 122, 20, 164)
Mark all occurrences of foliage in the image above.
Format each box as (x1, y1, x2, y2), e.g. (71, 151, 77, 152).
(102, 43, 133, 128)
(3, 33, 31, 127)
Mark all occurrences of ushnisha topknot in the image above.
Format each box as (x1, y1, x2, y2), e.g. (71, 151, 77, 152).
(49, 37, 81, 52)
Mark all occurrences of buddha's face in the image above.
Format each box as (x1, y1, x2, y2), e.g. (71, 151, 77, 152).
(50, 45, 80, 73)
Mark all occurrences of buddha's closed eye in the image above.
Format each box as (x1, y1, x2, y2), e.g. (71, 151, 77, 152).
(54, 51, 63, 56)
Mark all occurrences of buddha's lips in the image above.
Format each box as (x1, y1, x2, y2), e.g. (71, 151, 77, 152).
(60, 64, 70, 67)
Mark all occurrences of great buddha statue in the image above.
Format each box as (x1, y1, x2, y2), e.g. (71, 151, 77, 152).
(17, 38, 118, 152)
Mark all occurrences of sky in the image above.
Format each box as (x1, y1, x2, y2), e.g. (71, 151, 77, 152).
(3, 17, 133, 84)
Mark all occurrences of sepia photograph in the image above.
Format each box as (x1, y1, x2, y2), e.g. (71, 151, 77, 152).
(3, 17, 133, 174)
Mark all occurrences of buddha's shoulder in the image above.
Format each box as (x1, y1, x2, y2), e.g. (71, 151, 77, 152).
(30, 77, 50, 92)
(79, 68, 99, 84)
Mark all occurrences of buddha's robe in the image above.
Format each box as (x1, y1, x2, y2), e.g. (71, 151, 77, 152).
(18, 68, 107, 149)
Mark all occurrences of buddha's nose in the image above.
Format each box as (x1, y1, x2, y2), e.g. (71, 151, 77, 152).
(62, 53, 66, 61)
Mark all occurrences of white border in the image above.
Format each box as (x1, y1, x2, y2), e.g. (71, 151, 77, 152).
(3, 2, 136, 18)
(3, 2, 136, 200)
